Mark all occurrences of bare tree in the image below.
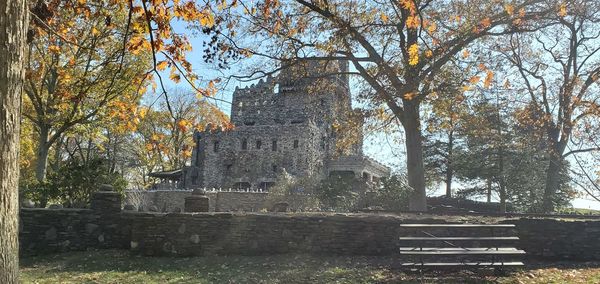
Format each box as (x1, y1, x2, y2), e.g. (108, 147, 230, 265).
(502, 0, 600, 212)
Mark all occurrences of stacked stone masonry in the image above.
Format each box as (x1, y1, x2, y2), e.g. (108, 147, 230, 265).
(152, 59, 390, 190)
(20, 195, 600, 261)
(19, 192, 600, 261)
(125, 190, 269, 212)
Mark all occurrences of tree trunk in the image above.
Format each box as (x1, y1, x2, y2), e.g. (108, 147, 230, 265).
(498, 144, 507, 213)
(402, 102, 427, 212)
(35, 128, 51, 207)
(0, 0, 28, 281)
(542, 151, 562, 213)
(498, 179, 507, 213)
(35, 126, 51, 182)
(486, 178, 492, 203)
(445, 130, 454, 198)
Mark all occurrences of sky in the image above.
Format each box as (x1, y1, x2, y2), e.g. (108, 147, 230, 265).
(153, 21, 600, 210)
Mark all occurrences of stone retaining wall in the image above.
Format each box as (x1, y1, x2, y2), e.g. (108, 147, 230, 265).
(506, 218, 600, 260)
(19, 194, 600, 260)
(128, 213, 406, 256)
(19, 191, 130, 255)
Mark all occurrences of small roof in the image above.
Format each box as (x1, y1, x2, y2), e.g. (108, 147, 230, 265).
(148, 169, 182, 180)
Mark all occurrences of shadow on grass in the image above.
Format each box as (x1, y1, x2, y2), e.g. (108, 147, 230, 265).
(20, 249, 528, 284)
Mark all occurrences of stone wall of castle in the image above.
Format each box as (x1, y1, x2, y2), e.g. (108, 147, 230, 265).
(182, 59, 384, 190)
(192, 123, 328, 189)
(125, 190, 270, 213)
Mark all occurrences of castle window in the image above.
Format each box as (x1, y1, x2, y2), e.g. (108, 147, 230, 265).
(293, 140, 299, 149)
(271, 140, 277, 151)
(274, 83, 279, 94)
(241, 139, 247, 150)
(320, 99, 326, 107)
(272, 164, 277, 173)
(238, 102, 243, 108)
(213, 141, 220, 152)
(226, 164, 233, 175)
(244, 121, 255, 126)
(256, 140, 262, 149)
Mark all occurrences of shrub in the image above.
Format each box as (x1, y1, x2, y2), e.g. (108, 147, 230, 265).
(23, 158, 127, 208)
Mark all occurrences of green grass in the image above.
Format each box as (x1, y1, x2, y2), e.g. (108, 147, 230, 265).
(20, 250, 600, 284)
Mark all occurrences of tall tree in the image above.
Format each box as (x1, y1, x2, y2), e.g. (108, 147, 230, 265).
(24, 0, 150, 184)
(0, 0, 27, 281)
(423, 68, 469, 197)
(501, 0, 600, 212)
(2, 0, 230, 279)
(212, 0, 555, 210)
(454, 98, 512, 212)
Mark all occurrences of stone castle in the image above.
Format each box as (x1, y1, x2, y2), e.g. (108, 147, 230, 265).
(152, 60, 389, 190)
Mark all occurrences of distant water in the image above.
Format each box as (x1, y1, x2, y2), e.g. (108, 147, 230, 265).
(572, 198, 600, 210)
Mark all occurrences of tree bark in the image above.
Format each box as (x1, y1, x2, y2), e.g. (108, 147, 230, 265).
(445, 130, 454, 198)
(0, 0, 28, 281)
(402, 102, 427, 212)
(35, 126, 50, 182)
(542, 126, 566, 213)
(498, 179, 507, 213)
(542, 150, 562, 213)
(498, 142, 507, 213)
(486, 178, 492, 203)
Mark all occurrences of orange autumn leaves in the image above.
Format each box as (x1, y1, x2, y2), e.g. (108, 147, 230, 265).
(370, 0, 533, 68)
(120, 0, 239, 104)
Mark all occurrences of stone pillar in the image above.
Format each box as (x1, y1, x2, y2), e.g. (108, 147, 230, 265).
(90, 184, 121, 213)
(89, 184, 126, 249)
(185, 189, 210, 212)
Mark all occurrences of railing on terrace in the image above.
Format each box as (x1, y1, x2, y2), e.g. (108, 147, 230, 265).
(131, 186, 269, 193)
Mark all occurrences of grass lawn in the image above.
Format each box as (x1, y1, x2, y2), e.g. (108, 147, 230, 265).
(20, 250, 600, 284)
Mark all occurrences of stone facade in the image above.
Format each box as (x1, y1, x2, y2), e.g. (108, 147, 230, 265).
(176, 60, 389, 190)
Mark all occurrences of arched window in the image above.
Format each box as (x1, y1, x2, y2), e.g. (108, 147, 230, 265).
(271, 140, 277, 151)
(213, 141, 220, 152)
(256, 140, 262, 149)
(241, 139, 247, 150)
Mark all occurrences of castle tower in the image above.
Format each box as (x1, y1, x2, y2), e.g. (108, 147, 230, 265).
(180, 59, 388, 190)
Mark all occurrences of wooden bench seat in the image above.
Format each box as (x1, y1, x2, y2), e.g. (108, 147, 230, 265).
(400, 262, 524, 267)
(399, 224, 515, 228)
(399, 236, 519, 241)
(399, 248, 525, 255)
(399, 247, 522, 251)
